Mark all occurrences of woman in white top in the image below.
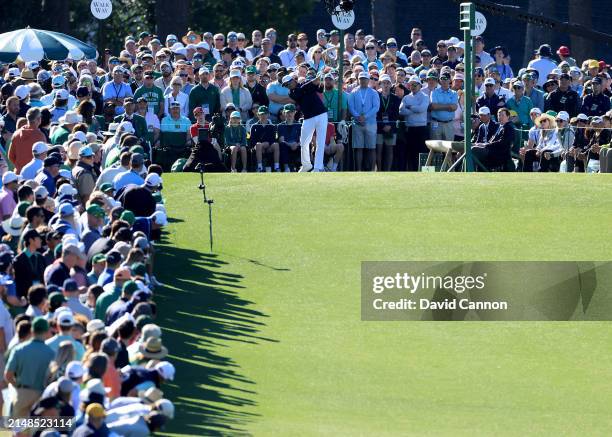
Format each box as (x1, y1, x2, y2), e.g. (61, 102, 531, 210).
(163, 77, 189, 118)
(522, 113, 562, 172)
(220, 70, 253, 121)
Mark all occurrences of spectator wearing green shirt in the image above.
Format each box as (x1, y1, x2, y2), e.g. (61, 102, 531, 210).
(5, 317, 55, 417)
(322, 73, 348, 122)
(224, 111, 248, 172)
(94, 268, 133, 321)
(45, 309, 86, 360)
(505, 80, 534, 128)
(188, 67, 221, 122)
(133, 72, 165, 120)
(113, 97, 148, 142)
(50, 111, 82, 145)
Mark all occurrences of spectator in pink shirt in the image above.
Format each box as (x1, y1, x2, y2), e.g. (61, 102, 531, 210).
(0, 172, 18, 220)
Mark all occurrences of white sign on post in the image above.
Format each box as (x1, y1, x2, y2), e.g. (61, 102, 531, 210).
(331, 6, 355, 30)
(91, 0, 113, 20)
(471, 12, 487, 37)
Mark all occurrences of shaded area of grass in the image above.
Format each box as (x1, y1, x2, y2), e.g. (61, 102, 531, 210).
(153, 241, 276, 436)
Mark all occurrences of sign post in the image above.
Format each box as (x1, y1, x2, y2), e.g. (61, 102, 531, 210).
(460, 3, 476, 172)
(331, 6, 355, 123)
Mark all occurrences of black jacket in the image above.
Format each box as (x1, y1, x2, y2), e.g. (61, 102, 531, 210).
(376, 93, 401, 134)
(545, 88, 580, 117)
(13, 251, 47, 298)
(474, 120, 499, 144)
(476, 93, 503, 120)
(486, 121, 515, 161)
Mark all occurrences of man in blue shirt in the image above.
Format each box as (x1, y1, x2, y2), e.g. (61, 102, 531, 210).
(34, 155, 61, 197)
(20, 141, 48, 180)
(429, 72, 458, 141)
(102, 66, 133, 115)
(97, 250, 123, 287)
(348, 71, 380, 171)
(113, 153, 145, 192)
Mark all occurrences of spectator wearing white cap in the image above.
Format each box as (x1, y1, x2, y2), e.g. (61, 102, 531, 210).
(220, 70, 252, 121)
(0, 172, 19, 219)
(400, 76, 430, 171)
(47, 305, 87, 359)
(554, 111, 575, 170)
(376, 74, 401, 171)
(20, 141, 49, 180)
(474, 106, 499, 144)
(102, 66, 134, 115)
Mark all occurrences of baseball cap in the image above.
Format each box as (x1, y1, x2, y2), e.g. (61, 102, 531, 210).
(379, 74, 392, 83)
(576, 113, 589, 121)
(62, 278, 78, 293)
(32, 316, 49, 333)
(32, 141, 49, 155)
(14, 85, 30, 100)
(592, 77, 603, 85)
(151, 211, 168, 226)
(478, 106, 491, 116)
(57, 376, 74, 394)
(358, 71, 370, 79)
(145, 173, 163, 188)
(57, 310, 75, 327)
(245, 66, 257, 74)
(86, 204, 106, 218)
(85, 403, 106, 419)
(281, 75, 294, 86)
(154, 361, 175, 381)
(484, 77, 496, 86)
(86, 319, 105, 335)
(2, 172, 18, 185)
(257, 105, 269, 114)
(229, 69, 241, 79)
(79, 145, 94, 157)
(101, 338, 120, 355)
(230, 111, 241, 119)
(407, 75, 421, 85)
(59, 202, 75, 217)
(530, 107, 543, 116)
(283, 104, 296, 112)
(556, 111, 570, 121)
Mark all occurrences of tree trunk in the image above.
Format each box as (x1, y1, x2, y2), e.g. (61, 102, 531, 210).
(569, 0, 593, 64)
(42, 0, 69, 33)
(155, 0, 190, 42)
(371, 0, 396, 40)
(523, 0, 556, 66)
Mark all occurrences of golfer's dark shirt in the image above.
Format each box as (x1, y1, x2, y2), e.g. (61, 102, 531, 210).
(289, 81, 327, 120)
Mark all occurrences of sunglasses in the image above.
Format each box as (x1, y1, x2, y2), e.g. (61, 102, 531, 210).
(238, 38, 245, 41)
(214, 38, 224, 41)
(438, 45, 447, 48)
(179, 73, 188, 77)
(366, 47, 376, 50)
(371, 78, 379, 81)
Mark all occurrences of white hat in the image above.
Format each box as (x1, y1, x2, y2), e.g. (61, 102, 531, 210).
(556, 111, 570, 121)
(86, 319, 105, 334)
(112, 65, 124, 74)
(58, 183, 77, 197)
(229, 69, 241, 78)
(57, 310, 75, 326)
(66, 361, 85, 379)
(58, 111, 83, 125)
(2, 215, 24, 237)
(32, 141, 49, 155)
(447, 36, 460, 46)
(2, 171, 18, 185)
(478, 106, 491, 116)
(453, 41, 465, 50)
(358, 71, 370, 79)
(34, 185, 48, 199)
(56, 89, 69, 100)
(379, 74, 392, 83)
(530, 107, 542, 115)
(484, 77, 496, 86)
(14, 85, 30, 100)
(281, 75, 294, 86)
(171, 42, 184, 51)
(196, 41, 210, 51)
(174, 48, 187, 57)
(407, 75, 421, 85)
(71, 131, 88, 143)
(154, 361, 175, 381)
(453, 73, 465, 81)
(166, 34, 178, 41)
(151, 211, 168, 226)
(7, 67, 20, 77)
(118, 121, 135, 134)
(145, 173, 163, 188)
(576, 113, 589, 121)
(155, 399, 175, 419)
(26, 61, 40, 70)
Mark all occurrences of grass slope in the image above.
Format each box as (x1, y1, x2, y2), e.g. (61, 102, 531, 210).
(155, 173, 612, 436)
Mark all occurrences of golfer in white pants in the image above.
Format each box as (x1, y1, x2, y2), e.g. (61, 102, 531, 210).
(282, 74, 329, 172)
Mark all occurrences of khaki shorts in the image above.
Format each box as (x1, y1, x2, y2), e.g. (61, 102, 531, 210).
(376, 134, 397, 146)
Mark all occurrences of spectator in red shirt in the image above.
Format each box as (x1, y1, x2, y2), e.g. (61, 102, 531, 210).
(8, 108, 46, 174)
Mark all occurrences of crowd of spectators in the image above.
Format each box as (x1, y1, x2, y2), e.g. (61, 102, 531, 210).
(2, 27, 611, 173)
(0, 23, 610, 432)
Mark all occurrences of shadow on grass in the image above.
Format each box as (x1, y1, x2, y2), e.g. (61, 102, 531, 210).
(154, 239, 275, 436)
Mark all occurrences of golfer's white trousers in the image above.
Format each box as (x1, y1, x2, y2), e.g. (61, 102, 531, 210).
(300, 112, 328, 170)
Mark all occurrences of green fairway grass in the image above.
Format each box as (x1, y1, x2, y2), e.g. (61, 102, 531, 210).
(155, 173, 612, 436)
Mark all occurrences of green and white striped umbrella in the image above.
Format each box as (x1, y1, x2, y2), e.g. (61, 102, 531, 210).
(0, 27, 98, 63)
